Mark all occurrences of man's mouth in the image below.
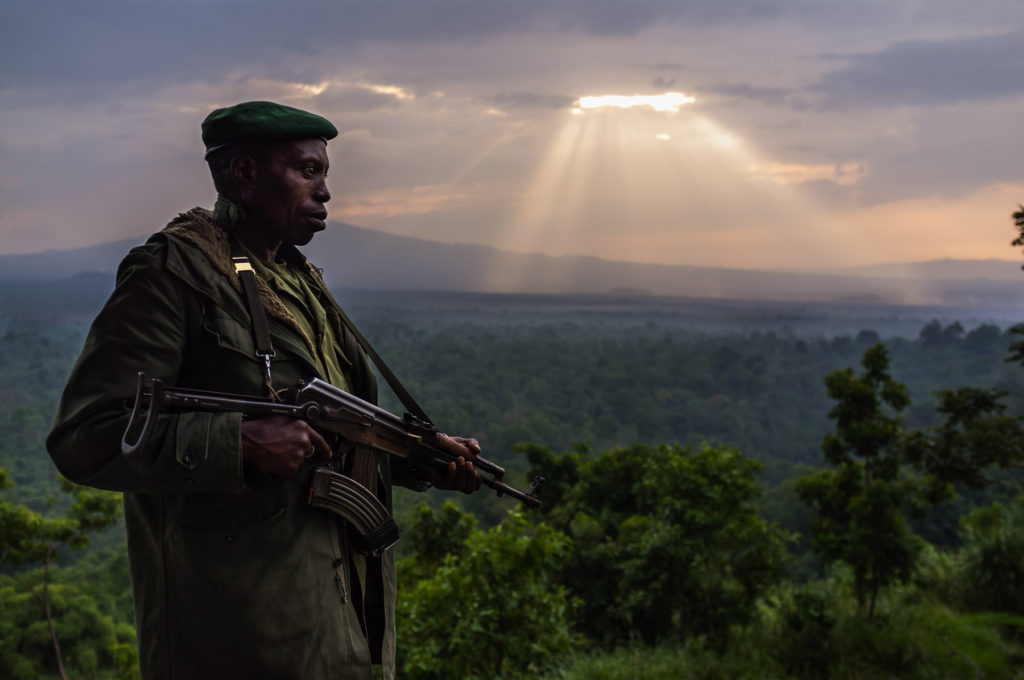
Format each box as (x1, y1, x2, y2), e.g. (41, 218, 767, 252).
(308, 211, 328, 229)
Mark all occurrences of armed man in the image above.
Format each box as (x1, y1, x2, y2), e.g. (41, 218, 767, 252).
(47, 101, 483, 680)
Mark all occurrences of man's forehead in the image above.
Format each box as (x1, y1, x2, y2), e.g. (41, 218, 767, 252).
(267, 138, 329, 162)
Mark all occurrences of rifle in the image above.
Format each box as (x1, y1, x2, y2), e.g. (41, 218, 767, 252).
(121, 373, 543, 553)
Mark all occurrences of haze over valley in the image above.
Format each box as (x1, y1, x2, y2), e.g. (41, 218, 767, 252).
(2, 221, 1022, 315)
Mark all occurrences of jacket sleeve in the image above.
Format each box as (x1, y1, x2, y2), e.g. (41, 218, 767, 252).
(46, 241, 244, 495)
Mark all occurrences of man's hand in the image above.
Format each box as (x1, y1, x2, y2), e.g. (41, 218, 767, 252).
(428, 434, 483, 494)
(241, 416, 331, 479)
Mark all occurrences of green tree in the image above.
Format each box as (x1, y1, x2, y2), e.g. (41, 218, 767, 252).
(396, 504, 575, 680)
(904, 387, 1024, 496)
(524, 442, 788, 647)
(797, 344, 921, 617)
(0, 468, 123, 680)
(0, 577, 138, 680)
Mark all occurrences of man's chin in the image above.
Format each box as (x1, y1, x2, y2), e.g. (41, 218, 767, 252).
(290, 224, 324, 247)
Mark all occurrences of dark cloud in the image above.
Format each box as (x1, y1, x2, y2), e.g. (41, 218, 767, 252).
(795, 179, 859, 208)
(486, 92, 575, 111)
(857, 141, 1024, 205)
(0, 0, 815, 105)
(845, 100, 1024, 204)
(812, 30, 1024, 108)
(702, 82, 793, 106)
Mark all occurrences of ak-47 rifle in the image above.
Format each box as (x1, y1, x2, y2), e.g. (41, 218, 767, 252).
(121, 373, 543, 554)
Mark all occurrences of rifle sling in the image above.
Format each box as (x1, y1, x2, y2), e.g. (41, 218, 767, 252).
(230, 240, 433, 424)
(329, 302, 434, 425)
(230, 239, 277, 397)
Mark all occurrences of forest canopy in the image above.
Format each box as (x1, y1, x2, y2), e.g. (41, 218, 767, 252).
(2, 278, 1024, 678)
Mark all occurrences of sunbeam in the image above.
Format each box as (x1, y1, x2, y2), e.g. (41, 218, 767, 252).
(486, 96, 855, 291)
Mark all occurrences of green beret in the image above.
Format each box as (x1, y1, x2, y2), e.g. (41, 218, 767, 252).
(201, 101, 338, 155)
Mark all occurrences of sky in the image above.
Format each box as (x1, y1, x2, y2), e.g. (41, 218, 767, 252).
(2, 0, 1024, 271)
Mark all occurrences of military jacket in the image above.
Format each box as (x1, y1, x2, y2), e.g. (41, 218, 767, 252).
(47, 208, 407, 680)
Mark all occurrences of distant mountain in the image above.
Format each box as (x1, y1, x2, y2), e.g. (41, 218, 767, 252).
(1, 222, 1022, 308)
(0, 237, 145, 280)
(801, 258, 1024, 282)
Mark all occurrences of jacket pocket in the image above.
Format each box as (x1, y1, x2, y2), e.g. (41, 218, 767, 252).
(203, 314, 257, 360)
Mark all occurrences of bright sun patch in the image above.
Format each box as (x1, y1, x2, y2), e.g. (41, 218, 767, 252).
(575, 92, 695, 113)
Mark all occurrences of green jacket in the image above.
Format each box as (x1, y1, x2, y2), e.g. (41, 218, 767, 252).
(47, 208, 408, 680)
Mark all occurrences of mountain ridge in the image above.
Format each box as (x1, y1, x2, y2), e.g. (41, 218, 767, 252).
(1, 221, 1021, 307)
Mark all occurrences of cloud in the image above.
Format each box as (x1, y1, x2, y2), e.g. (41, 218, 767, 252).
(486, 92, 575, 112)
(849, 99, 1024, 204)
(702, 82, 794, 106)
(746, 162, 866, 186)
(312, 81, 417, 112)
(335, 184, 472, 219)
(812, 30, 1024, 109)
(0, 0, 823, 106)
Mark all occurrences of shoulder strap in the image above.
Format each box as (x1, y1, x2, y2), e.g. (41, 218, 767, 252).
(329, 302, 433, 426)
(229, 239, 277, 397)
(232, 241, 433, 423)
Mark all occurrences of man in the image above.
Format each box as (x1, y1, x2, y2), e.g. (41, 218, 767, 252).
(47, 101, 480, 680)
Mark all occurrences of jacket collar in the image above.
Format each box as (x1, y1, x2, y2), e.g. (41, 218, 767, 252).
(161, 204, 318, 358)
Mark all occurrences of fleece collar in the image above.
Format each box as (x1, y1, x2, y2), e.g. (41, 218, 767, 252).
(161, 205, 319, 358)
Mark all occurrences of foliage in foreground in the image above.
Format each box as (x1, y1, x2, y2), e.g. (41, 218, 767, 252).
(536, 580, 1024, 680)
(396, 505, 576, 680)
(764, 571, 1024, 680)
(0, 469, 131, 679)
(523, 441, 789, 648)
(0, 578, 138, 680)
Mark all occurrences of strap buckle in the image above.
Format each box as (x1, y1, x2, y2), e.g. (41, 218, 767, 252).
(258, 350, 276, 383)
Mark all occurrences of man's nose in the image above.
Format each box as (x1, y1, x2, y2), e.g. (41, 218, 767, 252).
(314, 177, 330, 203)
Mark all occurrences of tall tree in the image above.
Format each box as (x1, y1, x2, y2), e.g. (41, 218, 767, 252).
(0, 469, 122, 680)
(797, 344, 921, 617)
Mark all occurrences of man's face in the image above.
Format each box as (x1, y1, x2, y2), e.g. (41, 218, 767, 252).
(243, 138, 331, 247)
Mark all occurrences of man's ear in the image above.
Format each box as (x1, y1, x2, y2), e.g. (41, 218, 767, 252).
(230, 153, 258, 191)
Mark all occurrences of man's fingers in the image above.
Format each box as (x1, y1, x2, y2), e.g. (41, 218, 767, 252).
(241, 417, 332, 479)
(450, 436, 481, 456)
(463, 459, 481, 493)
(308, 425, 332, 459)
(445, 456, 480, 494)
(439, 434, 481, 459)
